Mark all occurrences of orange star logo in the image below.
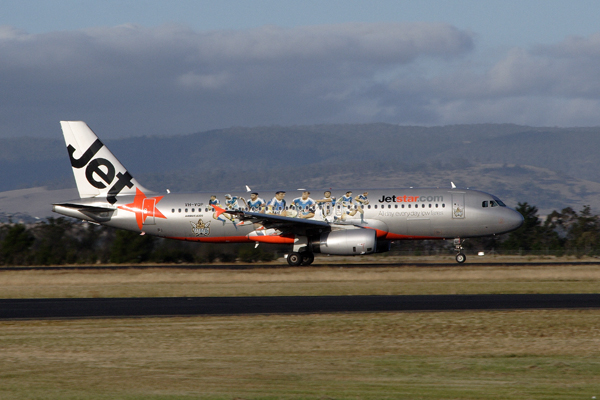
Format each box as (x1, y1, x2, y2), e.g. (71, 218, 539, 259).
(117, 188, 167, 230)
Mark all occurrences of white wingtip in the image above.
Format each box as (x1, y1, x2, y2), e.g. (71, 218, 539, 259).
(451, 181, 457, 188)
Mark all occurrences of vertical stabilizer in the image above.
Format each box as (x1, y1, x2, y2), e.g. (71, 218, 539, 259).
(60, 121, 150, 203)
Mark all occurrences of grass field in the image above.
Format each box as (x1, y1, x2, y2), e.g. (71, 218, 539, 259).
(1, 311, 600, 399)
(0, 263, 599, 298)
(1, 263, 600, 399)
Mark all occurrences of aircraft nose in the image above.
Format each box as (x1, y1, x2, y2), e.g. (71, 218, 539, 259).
(505, 208, 524, 232)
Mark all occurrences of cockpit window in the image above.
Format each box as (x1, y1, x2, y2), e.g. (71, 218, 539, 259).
(482, 201, 488, 207)
(490, 200, 498, 207)
(496, 199, 506, 207)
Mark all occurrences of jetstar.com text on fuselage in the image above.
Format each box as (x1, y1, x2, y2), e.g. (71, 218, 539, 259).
(378, 195, 444, 203)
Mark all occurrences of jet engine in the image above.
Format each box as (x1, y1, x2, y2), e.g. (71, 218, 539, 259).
(311, 229, 377, 255)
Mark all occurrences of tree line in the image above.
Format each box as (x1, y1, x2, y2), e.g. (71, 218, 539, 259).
(0, 218, 275, 266)
(0, 202, 598, 266)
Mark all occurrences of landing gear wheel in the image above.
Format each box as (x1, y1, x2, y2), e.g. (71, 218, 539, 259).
(453, 238, 466, 264)
(300, 252, 314, 266)
(287, 252, 303, 266)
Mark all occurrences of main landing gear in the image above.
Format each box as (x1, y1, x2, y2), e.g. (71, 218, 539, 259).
(454, 238, 466, 264)
(286, 236, 314, 266)
(286, 251, 315, 266)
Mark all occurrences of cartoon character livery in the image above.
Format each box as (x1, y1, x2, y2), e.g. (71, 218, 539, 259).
(245, 193, 265, 212)
(53, 121, 524, 265)
(292, 191, 316, 219)
(316, 191, 336, 221)
(266, 191, 287, 216)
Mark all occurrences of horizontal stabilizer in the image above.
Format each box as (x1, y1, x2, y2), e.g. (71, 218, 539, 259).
(52, 202, 116, 213)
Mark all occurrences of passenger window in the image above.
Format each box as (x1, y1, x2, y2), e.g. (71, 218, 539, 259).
(374, 205, 378, 209)
(429, 204, 432, 208)
(171, 209, 175, 213)
(442, 204, 445, 208)
(402, 204, 405, 208)
(388, 204, 391, 209)
(178, 208, 181, 213)
(408, 204, 411, 208)
(191, 208, 195, 212)
(482, 201, 488, 207)
(368, 205, 371, 209)
(395, 204, 398, 209)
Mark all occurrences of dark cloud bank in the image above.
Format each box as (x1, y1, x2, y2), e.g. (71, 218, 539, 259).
(1, 22, 600, 139)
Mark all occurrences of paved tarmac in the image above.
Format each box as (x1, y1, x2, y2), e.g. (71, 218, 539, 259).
(2, 294, 599, 320)
(2, 261, 600, 271)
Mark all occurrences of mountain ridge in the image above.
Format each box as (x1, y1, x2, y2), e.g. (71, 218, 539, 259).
(3, 123, 600, 216)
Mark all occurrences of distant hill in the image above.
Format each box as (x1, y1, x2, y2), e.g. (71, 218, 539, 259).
(3, 123, 600, 216)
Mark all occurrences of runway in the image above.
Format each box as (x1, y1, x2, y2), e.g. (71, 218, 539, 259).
(1, 294, 600, 319)
(2, 261, 600, 271)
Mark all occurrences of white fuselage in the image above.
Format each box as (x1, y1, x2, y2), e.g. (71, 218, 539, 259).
(54, 187, 524, 243)
(53, 121, 524, 264)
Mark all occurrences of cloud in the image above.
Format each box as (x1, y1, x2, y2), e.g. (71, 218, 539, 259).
(0, 22, 473, 138)
(364, 32, 600, 126)
(4, 22, 600, 138)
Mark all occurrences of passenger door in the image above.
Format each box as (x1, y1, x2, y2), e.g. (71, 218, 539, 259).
(452, 193, 465, 219)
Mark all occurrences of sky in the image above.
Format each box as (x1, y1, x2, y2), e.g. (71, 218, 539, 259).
(3, 0, 600, 138)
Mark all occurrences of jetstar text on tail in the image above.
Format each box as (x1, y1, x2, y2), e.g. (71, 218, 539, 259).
(68, 139, 134, 204)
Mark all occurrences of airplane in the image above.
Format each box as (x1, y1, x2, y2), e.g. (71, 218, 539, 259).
(53, 121, 524, 265)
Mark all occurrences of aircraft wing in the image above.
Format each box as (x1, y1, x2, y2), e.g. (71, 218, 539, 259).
(215, 205, 331, 236)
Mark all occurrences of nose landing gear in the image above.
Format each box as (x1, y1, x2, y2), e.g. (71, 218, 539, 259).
(454, 238, 466, 263)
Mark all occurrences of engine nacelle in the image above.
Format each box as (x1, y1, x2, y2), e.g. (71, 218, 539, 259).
(311, 229, 377, 255)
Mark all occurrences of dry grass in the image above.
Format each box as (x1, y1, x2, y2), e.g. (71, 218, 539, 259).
(1, 264, 599, 298)
(1, 310, 600, 399)
(1, 263, 599, 399)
